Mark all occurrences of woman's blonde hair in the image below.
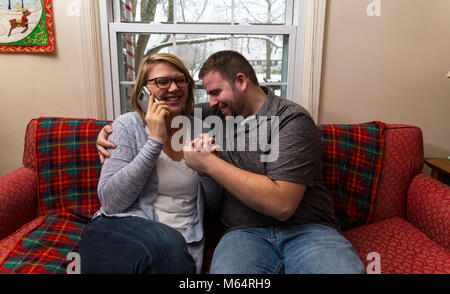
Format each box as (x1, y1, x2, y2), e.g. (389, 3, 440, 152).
(131, 53, 195, 122)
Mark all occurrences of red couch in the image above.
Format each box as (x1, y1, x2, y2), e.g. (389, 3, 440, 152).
(0, 118, 449, 274)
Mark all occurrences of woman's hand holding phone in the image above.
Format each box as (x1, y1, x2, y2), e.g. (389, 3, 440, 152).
(145, 91, 170, 143)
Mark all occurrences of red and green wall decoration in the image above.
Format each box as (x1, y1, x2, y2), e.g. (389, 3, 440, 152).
(0, 0, 55, 53)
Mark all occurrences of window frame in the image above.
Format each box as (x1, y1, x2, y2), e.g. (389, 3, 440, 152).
(99, 0, 325, 122)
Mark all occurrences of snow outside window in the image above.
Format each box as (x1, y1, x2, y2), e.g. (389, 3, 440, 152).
(99, 0, 309, 119)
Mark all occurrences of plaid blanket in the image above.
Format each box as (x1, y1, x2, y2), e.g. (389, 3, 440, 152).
(36, 117, 110, 218)
(0, 214, 86, 273)
(318, 121, 385, 229)
(0, 117, 110, 274)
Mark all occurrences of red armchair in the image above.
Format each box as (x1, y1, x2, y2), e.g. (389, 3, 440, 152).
(342, 125, 450, 273)
(0, 119, 449, 273)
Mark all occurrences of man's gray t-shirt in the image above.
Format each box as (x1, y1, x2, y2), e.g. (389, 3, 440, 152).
(199, 89, 339, 231)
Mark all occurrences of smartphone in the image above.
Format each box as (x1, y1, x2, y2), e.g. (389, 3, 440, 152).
(137, 86, 158, 113)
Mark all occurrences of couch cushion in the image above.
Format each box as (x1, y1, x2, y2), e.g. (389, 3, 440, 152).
(318, 121, 385, 229)
(0, 214, 86, 273)
(343, 217, 450, 274)
(36, 117, 111, 219)
(372, 125, 423, 222)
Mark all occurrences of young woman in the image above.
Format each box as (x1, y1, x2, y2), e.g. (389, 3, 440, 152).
(78, 53, 221, 274)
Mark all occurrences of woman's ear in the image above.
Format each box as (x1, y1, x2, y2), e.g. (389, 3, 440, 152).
(234, 73, 248, 91)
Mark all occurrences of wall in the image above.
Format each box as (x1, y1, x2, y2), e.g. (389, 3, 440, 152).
(0, 0, 104, 177)
(1, 0, 449, 177)
(319, 0, 450, 163)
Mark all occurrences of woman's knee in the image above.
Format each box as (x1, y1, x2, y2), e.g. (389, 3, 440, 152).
(138, 222, 196, 273)
(79, 223, 147, 274)
(141, 221, 186, 251)
(79, 217, 194, 274)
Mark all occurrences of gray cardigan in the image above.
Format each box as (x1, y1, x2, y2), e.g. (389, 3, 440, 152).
(94, 111, 223, 273)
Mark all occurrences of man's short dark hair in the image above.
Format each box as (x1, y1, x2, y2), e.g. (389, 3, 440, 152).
(199, 50, 260, 86)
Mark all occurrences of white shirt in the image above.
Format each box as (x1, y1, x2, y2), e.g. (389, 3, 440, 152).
(153, 149, 199, 236)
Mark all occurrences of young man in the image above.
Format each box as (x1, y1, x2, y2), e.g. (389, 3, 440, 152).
(97, 51, 365, 274)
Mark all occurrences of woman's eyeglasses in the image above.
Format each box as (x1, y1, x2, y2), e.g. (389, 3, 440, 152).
(147, 76, 189, 89)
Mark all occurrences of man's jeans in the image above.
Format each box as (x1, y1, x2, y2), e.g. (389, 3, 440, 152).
(78, 216, 196, 274)
(210, 223, 366, 274)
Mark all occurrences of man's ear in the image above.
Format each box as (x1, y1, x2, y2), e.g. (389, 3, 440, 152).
(234, 73, 248, 91)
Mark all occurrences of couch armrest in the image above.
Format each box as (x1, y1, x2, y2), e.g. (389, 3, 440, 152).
(0, 167, 38, 240)
(407, 174, 450, 251)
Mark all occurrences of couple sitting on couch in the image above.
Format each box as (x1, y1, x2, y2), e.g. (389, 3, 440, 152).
(78, 50, 365, 274)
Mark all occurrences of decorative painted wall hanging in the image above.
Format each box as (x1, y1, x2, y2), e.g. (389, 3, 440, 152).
(0, 0, 54, 53)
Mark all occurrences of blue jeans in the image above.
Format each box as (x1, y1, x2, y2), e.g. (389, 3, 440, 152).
(210, 223, 365, 274)
(78, 216, 196, 274)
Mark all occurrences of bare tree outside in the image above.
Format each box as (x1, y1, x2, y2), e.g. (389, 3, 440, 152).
(119, 0, 286, 109)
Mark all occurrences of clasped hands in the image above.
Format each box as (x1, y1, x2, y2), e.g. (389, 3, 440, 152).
(182, 133, 220, 176)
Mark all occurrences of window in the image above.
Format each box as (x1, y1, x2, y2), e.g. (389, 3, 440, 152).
(99, 0, 324, 120)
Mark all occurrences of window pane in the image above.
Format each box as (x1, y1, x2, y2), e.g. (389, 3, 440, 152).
(117, 32, 288, 113)
(119, 84, 135, 113)
(194, 88, 209, 104)
(120, 0, 286, 24)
